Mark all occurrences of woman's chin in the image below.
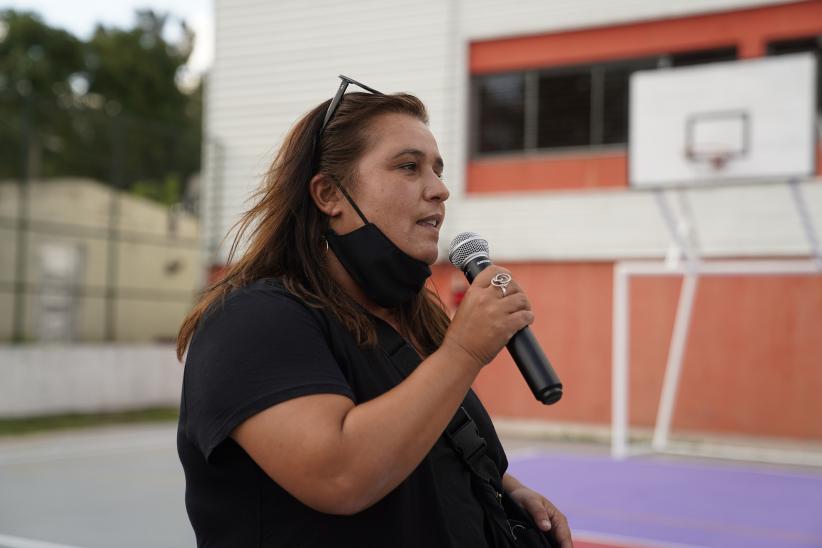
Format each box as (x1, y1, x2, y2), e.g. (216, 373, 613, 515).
(402, 239, 440, 265)
(419, 248, 439, 266)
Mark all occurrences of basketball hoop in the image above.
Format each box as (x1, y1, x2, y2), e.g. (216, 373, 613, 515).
(681, 109, 749, 175)
(685, 145, 737, 172)
(708, 152, 733, 170)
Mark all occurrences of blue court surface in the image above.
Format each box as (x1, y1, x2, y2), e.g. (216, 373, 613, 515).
(508, 448, 822, 548)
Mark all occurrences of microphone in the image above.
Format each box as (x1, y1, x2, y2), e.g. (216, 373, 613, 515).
(448, 232, 563, 405)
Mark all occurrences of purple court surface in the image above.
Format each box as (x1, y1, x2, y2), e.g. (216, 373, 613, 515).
(508, 449, 822, 548)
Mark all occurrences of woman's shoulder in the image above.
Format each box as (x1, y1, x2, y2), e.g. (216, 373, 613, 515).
(185, 278, 334, 365)
(202, 277, 326, 331)
(216, 277, 305, 308)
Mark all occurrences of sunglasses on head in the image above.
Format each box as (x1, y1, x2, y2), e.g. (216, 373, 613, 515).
(318, 75, 381, 138)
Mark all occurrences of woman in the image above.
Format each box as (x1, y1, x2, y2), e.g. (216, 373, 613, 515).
(176, 75, 573, 548)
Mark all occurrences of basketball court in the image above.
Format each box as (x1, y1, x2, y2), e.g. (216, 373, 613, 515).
(1, 425, 820, 548)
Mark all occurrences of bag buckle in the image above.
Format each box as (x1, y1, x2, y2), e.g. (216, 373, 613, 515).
(449, 407, 487, 463)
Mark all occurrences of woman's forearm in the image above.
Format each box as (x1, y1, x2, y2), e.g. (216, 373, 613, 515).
(333, 340, 482, 512)
(502, 472, 525, 493)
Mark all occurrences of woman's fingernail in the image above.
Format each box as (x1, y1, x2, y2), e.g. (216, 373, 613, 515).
(541, 519, 552, 530)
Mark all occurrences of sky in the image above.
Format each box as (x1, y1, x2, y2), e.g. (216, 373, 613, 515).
(3, 0, 214, 76)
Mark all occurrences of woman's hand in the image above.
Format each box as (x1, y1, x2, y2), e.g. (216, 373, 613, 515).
(442, 266, 534, 370)
(505, 475, 574, 548)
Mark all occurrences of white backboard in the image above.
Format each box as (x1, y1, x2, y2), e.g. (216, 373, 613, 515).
(629, 53, 817, 188)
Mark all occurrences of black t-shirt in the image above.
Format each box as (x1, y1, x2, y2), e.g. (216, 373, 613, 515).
(177, 278, 509, 547)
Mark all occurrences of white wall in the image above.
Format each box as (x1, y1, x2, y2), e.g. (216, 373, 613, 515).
(205, 0, 458, 264)
(0, 345, 182, 417)
(447, 178, 822, 262)
(205, 0, 809, 265)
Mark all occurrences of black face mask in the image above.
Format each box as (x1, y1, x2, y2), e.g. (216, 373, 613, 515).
(324, 186, 432, 309)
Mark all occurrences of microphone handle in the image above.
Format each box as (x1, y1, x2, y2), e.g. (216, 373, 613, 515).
(507, 328, 563, 405)
(464, 257, 491, 283)
(463, 257, 563, 405)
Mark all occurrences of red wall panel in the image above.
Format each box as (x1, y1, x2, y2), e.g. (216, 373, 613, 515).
(431, 262, 822, 441)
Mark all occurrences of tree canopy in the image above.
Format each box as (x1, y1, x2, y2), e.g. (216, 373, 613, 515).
(0, 9, 202, 206)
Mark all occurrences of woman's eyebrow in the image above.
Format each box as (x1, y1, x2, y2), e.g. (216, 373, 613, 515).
(391, 148, 444, 171)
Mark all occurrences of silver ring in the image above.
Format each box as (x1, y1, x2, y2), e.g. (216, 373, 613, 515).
(490, 272, 512, 297)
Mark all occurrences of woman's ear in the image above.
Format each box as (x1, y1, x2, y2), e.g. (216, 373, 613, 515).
(308, 173, 343, 217)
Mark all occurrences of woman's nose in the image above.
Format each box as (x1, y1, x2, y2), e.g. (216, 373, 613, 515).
(425, 172, 450, 202)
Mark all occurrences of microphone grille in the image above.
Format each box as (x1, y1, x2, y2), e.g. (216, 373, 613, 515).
(448, 232, 490, 269)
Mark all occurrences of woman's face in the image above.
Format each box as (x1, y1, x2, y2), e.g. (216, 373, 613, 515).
(332, 112, 449, 265)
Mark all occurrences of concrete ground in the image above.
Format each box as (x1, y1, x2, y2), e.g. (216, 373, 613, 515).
(1, 422, 820, 548)
(0, 423, 193, 548)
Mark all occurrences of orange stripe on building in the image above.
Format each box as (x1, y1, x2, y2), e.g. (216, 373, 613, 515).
(469, 145, 822, 193)
(470, 1, 822, 73)
(468, 150, 627, 192)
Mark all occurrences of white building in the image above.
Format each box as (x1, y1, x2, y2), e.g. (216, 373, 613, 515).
(203, 0, 822, 443)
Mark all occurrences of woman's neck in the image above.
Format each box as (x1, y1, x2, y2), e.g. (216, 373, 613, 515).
(324, 249, 399, 330)
(324, 249, 427, 357)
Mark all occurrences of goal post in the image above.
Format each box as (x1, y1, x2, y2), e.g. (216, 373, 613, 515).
(611, 258, 822, 465)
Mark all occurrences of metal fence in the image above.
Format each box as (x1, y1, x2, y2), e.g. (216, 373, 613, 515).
(0, 92, 203, 343)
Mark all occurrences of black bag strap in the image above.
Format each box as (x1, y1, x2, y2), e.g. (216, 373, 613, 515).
(370, 321, 497, 489)
(445, 407, 520, 547)
(369, 320, 496, 483)
(445, 407, 497, 488)
(372, 320, 555, 548)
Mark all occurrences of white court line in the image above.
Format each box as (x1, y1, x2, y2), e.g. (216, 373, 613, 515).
(0, 435, 172, 466)
(574, 528, 706, 548)
(0, 533, 84, 548)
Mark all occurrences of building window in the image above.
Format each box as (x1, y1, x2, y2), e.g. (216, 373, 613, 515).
(600, 59, 658, 145)
(767, 36, 821, 113)
(472, 47, 737, 156)
(537, 70, 591, 148)
(474, 73, 525, 154)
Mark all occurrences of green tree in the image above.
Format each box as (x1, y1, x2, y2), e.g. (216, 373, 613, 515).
(0, 10, 85, 179)
(0, 10, 84, 97)
(82, 9, 201, 197)
(0, 8, 201, 204)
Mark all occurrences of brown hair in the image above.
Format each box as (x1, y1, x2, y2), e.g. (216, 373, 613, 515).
(176, 92, 451, 361)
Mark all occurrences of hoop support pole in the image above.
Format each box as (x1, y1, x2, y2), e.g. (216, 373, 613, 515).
(787, 178, 822, 270)
(652, 272, 699, 452)
(611, 263, 630, 460)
